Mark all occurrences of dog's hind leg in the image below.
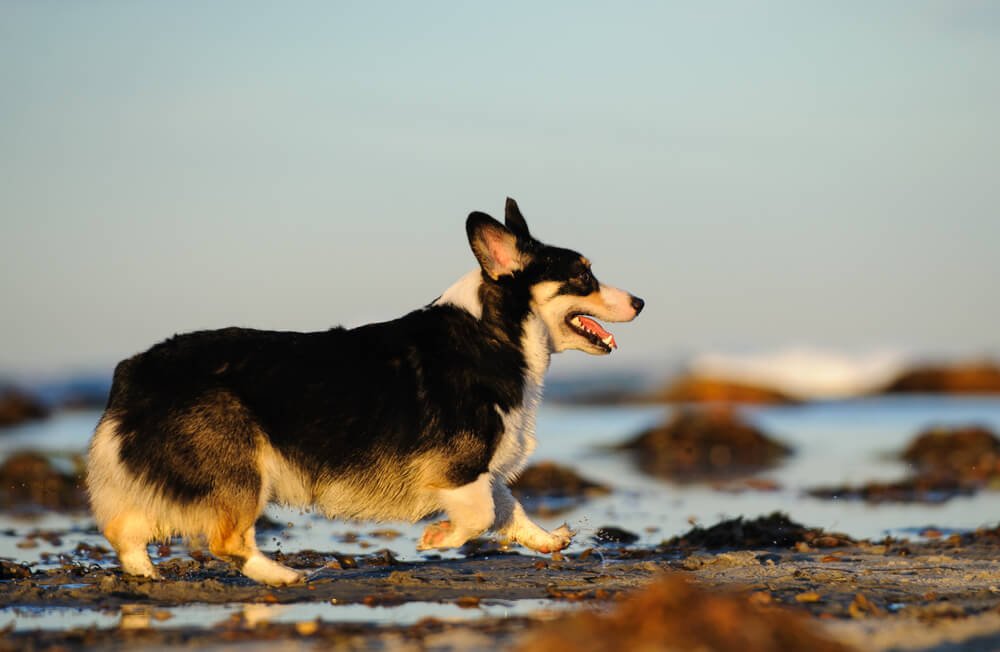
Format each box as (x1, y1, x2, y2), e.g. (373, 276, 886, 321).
(208, 507, 304, 587)
(89, 417, 161, 578)
(416, 472, 495, 550)
(104, 510, 159, 579)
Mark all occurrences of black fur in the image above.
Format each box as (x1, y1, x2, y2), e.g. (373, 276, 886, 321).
(104, 203, 625, 508)
(109, 297, 535, 502)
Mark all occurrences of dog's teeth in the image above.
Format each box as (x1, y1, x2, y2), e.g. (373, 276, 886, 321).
(602, 334, 617, 349)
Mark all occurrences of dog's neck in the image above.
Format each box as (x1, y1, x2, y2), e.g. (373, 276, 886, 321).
(519, 313, 552, 385)
(434, 269, 552, 383)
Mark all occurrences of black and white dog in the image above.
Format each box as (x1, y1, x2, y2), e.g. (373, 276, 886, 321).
(86, 199, 644, 585)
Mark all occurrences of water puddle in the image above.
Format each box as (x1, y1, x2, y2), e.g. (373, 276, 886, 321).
(4, 398, 1000, 580)
(2, 598, 577, 632)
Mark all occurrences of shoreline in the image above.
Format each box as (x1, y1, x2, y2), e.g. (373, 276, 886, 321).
(4, 527, 1000, 650)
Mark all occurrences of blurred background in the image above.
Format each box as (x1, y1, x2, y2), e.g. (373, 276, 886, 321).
(2, 1, 998, 387)
(4, 2, 1000, 623)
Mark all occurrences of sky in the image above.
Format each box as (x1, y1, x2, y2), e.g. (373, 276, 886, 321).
(1, 1, 998, 377)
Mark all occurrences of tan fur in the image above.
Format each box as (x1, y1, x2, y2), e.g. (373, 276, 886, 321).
(207, 510, 257, 564)
(88, 417, 480, 572)
(88, 419, 224, 542)
(259, 434, 488, 522)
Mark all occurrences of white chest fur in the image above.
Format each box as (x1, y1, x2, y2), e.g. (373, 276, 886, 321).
(433, 271, 553, 482)
(489, 314, 551, 481)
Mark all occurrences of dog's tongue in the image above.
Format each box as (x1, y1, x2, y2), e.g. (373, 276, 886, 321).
(578, 316, 617, 349)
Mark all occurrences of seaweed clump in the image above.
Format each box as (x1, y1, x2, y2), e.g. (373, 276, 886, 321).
(808, 425, 1000, 504)
(0, 388, 49, 428)
(656, 374, 797, 405)
(519, 573, 855, 652)
(882, 361, 1000, 395)
(666, 513, 853, 550)
(511, 461, 610, 515)
(0, 452, 87, 512)
(901, 425, 1000, 482)
(619, 408, 791, 481)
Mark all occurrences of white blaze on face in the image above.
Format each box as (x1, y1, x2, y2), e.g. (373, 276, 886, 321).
(597, 284, 639, 322)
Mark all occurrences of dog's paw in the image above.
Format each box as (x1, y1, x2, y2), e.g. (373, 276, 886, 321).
(121, 569, 161, 581)
(416, 520, 456, 550)
(524, 523, 575, 554)
(254, 568, 305, 586)
(243, 555, 306, 586)
(271, 567, 307, 587)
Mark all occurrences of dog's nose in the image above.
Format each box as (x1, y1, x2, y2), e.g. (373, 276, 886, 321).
(631, 296, 645, 315)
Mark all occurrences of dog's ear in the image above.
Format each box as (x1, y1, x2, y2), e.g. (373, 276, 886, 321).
(467, 212, 524, 280)
(504, 197, 531, 240)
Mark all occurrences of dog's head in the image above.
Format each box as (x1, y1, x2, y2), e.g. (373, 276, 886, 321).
(466, 198, 644, 355)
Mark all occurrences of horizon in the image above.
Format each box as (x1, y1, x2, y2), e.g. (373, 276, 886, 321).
(3, 2, 998, 377)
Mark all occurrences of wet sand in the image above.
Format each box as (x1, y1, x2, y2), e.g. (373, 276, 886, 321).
(5, 523, 1000, 650)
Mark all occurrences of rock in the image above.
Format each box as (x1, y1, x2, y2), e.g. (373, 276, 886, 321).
(511, 461, 610, 515)
(619, 408, 791, 480)
(518, 573, 855, 652)
(654, 375, 797, 405)
(0, 388, 49, 428)
(0, 451, 87, 511)
(882, 361, 1000, 395)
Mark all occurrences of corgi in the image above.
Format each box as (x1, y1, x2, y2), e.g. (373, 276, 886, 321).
(86, 198, 644, 585)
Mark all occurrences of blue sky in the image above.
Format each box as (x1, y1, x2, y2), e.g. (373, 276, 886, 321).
(1, 2, 998, 375)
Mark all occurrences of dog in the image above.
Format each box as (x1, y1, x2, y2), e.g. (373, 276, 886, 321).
(86, 198, 644, 585)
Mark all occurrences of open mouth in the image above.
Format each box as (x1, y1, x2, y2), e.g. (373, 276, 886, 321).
(566, 314, 617, 352)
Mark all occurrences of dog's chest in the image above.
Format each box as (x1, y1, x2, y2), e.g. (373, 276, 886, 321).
(489, 378, 542, 480)
(489, 315, 550, 480)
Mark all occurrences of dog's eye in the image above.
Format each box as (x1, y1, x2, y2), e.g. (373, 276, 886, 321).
(577, 270, 593, 285)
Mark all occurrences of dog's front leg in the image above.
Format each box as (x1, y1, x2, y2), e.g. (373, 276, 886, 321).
(491, 480, 574, 553)
(416, 473, 495, 550)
